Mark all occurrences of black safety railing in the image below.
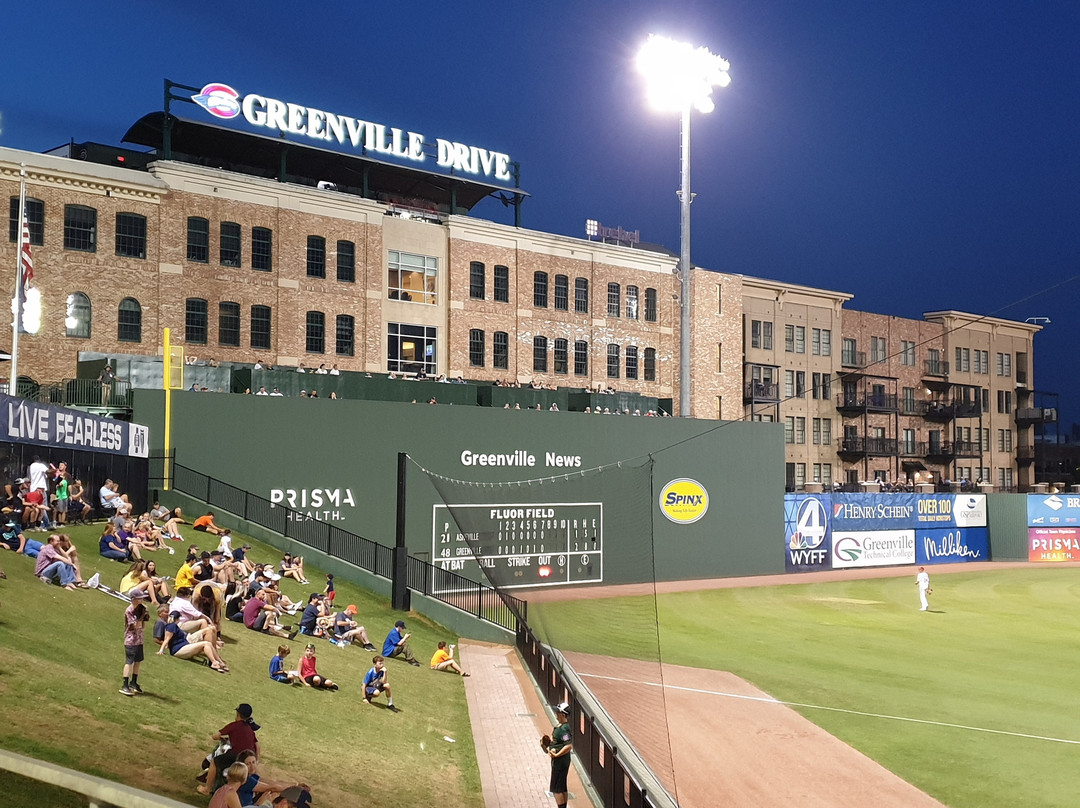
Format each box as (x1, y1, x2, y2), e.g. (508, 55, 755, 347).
(162, 460, 523, 631)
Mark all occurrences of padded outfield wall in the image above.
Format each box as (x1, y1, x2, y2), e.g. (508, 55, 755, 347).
(133, 390, 785, 585)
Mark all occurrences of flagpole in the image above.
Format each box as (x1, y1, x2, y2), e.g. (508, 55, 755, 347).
(11, 165, 26, 396)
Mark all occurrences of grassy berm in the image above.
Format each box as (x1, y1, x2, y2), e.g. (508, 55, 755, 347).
(0, 521, 482, 807)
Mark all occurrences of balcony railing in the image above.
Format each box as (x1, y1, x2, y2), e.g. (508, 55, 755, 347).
(744, 381, 780, 402)
(1016, 444, 1035, 463)
(838, 436, 898, 456)
(924, 360, 949, 378)
(924, 440, 980, 458)
(841, 350, 867, 369)
(836, 392, 898, 412)
(1016, 407, 1057, 424)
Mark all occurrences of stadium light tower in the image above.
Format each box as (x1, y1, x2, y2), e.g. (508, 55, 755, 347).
(637, 34, 730, 417)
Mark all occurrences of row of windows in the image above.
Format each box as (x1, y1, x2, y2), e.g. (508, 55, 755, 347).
(468, 329, 658, 381)
(9, 198, 147, 258)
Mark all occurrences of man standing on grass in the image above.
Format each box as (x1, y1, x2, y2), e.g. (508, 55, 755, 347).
(916, 566, 931, 611)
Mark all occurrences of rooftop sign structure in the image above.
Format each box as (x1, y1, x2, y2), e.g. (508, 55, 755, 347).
(586, 218, 641, 246)
(188, 81, 514, 183)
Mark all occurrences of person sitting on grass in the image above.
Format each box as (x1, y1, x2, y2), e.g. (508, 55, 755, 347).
(298, 643, 338, 690)
(332, 604, 376, 650)
(198, 703, 261, 796)
(230, 542, 255, 577)
(99, 523, 140, 563)
(159, 507, 187, 539)
(193, 511, 226, 536)
(279, 553, 309, 585)
(362, 656, 398, 711)
(430, 641, 469, 677)
(298, 593, 328, 637)
(168, 586, 217, 637)
(207, 761, 248, 808)
(1, 519, 43, 557)
(157, 610, 229, 673)
(56, 534, 85, 584)
(34, 533, 79, 589)
(120, 560, 169, 605)
(382, 619, 421, 666)
(235, 750, 302, 807)
(243, 588, 296, 640)
(269, 645, 301, 685)
(133, 517, 170, 553)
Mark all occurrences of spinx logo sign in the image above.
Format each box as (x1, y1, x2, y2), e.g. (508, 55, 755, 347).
(659, 478, 709, 525)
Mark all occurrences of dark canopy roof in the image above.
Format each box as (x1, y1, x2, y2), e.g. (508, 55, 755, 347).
(122, 112, 527, 213)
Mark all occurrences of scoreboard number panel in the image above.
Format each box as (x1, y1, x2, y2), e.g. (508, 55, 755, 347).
(432, 502, 603, 591)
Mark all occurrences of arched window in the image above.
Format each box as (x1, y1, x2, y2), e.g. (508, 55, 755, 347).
(117, 298, 142, 343)
(65, 292, 91, 338)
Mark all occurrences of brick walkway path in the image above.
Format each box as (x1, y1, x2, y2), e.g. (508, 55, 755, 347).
(460, 641, 591, 808)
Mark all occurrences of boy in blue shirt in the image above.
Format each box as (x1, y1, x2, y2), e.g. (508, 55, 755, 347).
(362, 656, 398, 711)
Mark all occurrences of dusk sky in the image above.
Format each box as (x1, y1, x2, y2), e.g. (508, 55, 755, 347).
(3, 1, 1078, 426)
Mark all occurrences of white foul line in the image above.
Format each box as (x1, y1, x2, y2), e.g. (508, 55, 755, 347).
(578, 672, 1080, 745)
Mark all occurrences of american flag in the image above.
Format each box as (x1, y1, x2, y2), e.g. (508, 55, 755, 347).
(19, 211, 33, 300)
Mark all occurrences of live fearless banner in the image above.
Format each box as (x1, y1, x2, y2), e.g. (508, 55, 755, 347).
(0, 392, 149, 457)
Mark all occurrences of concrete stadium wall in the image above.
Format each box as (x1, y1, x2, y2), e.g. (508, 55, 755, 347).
(135, 389, 786, 585)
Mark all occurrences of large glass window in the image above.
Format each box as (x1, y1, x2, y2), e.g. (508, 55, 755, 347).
(554, 275, 569, 310)
(187, 217, 209, 262)
(574, 278, 589, 313)
(534, 272, 549, 308)
(117, 298, 142, 343)
(220, 222, 242, 267)
(252, 227, 273, 271)
(218, 302, 241, 347)
(469, 329, 485, 366)
(8, 197, 44, 245)
(185, 298, 208, 344)
(388, 251, 438, 304)
(607, 284, 620, 317)
(493, 331, 509, 370)
(66, 292, 91, 338)
(553, 338, 568, 374)
(336, 315, 355, 356)
(115, 213, 146, 259)
(607, 344, 620, 378)
(494, 265, 509, 303)
(644, 347, 656, 381)
(306, 236, 326, 278)
(250, 305, 272, 350)
(469, 262, 486, 299)
(574, 340, 588, 376)
(751, 320, 774, 349)
(626, 286, 639, 319)
(644, 288, 657, 322)
(533, 336, 548, 373)
(625, 345, 639, 379)
(306, 311, 325, 353)
(337, 240, 355, 283)
(387, 323, 438, 375)
(64, 205, 96, 252)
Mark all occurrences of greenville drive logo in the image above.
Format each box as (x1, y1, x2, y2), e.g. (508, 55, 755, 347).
(659, 478, 709, 524)
(191, 83, 242, 119)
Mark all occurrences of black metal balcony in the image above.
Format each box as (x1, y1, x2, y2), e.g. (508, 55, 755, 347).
(1016, 407, 1057, 425)
(924, 440, 980, 459)
(744, 381, 780, 402)
(836, 392, 898, 414)
(841, 349, 867, 369)
(837, 436, 898, 456)
(1016, 444, 1035, 464)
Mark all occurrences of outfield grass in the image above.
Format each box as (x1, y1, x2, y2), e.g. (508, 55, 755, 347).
(531, 568, 1080, 808)
(0, 522, 482, 807)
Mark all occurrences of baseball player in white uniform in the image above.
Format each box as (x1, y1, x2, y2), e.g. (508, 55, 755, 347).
(916, 566, 931, 611)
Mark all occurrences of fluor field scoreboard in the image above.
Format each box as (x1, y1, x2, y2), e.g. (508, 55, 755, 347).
(431, 502, 603, 590)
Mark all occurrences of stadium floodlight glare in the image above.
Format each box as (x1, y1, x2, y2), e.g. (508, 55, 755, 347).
(637, 34, 730, 418)
(585, 219, 599, 238)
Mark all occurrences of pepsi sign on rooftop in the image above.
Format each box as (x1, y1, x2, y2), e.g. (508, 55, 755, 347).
(190, 83, 514, 182)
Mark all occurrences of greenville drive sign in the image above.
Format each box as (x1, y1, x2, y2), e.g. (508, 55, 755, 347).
(191, 82, 514, 182)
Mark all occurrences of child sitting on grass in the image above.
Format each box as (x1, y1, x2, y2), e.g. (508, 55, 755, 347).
(299, 643, 337, 690)
(269, 645, 301, 685)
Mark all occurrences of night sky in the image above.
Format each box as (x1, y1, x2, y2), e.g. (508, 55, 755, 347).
(3, 1, 1078, 427)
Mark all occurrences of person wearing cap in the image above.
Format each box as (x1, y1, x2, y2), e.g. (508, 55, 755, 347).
(273, 785, 313, 808)
(98, 364, 118, 406)
(430, 641, 469, 677)
(332, 604, 376, 650)
(197, 705, 260, 796)
(120, 589, 151, 696)
(1, 518, 43, 557)
(362, 655, 397, 710)
(298, 593, 327, 637)
(230, 542, 255, 576)
(298, 643, 338, 690)
(382, 619, 420, 666)
(544, 701, 573, 808)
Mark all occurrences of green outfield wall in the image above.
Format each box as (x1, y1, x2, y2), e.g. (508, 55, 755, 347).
(985, 493, 1030, 560)
(134, 390, 785, 586)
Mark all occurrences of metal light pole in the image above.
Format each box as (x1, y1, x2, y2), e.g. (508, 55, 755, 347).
(637, 35, 730, 417)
